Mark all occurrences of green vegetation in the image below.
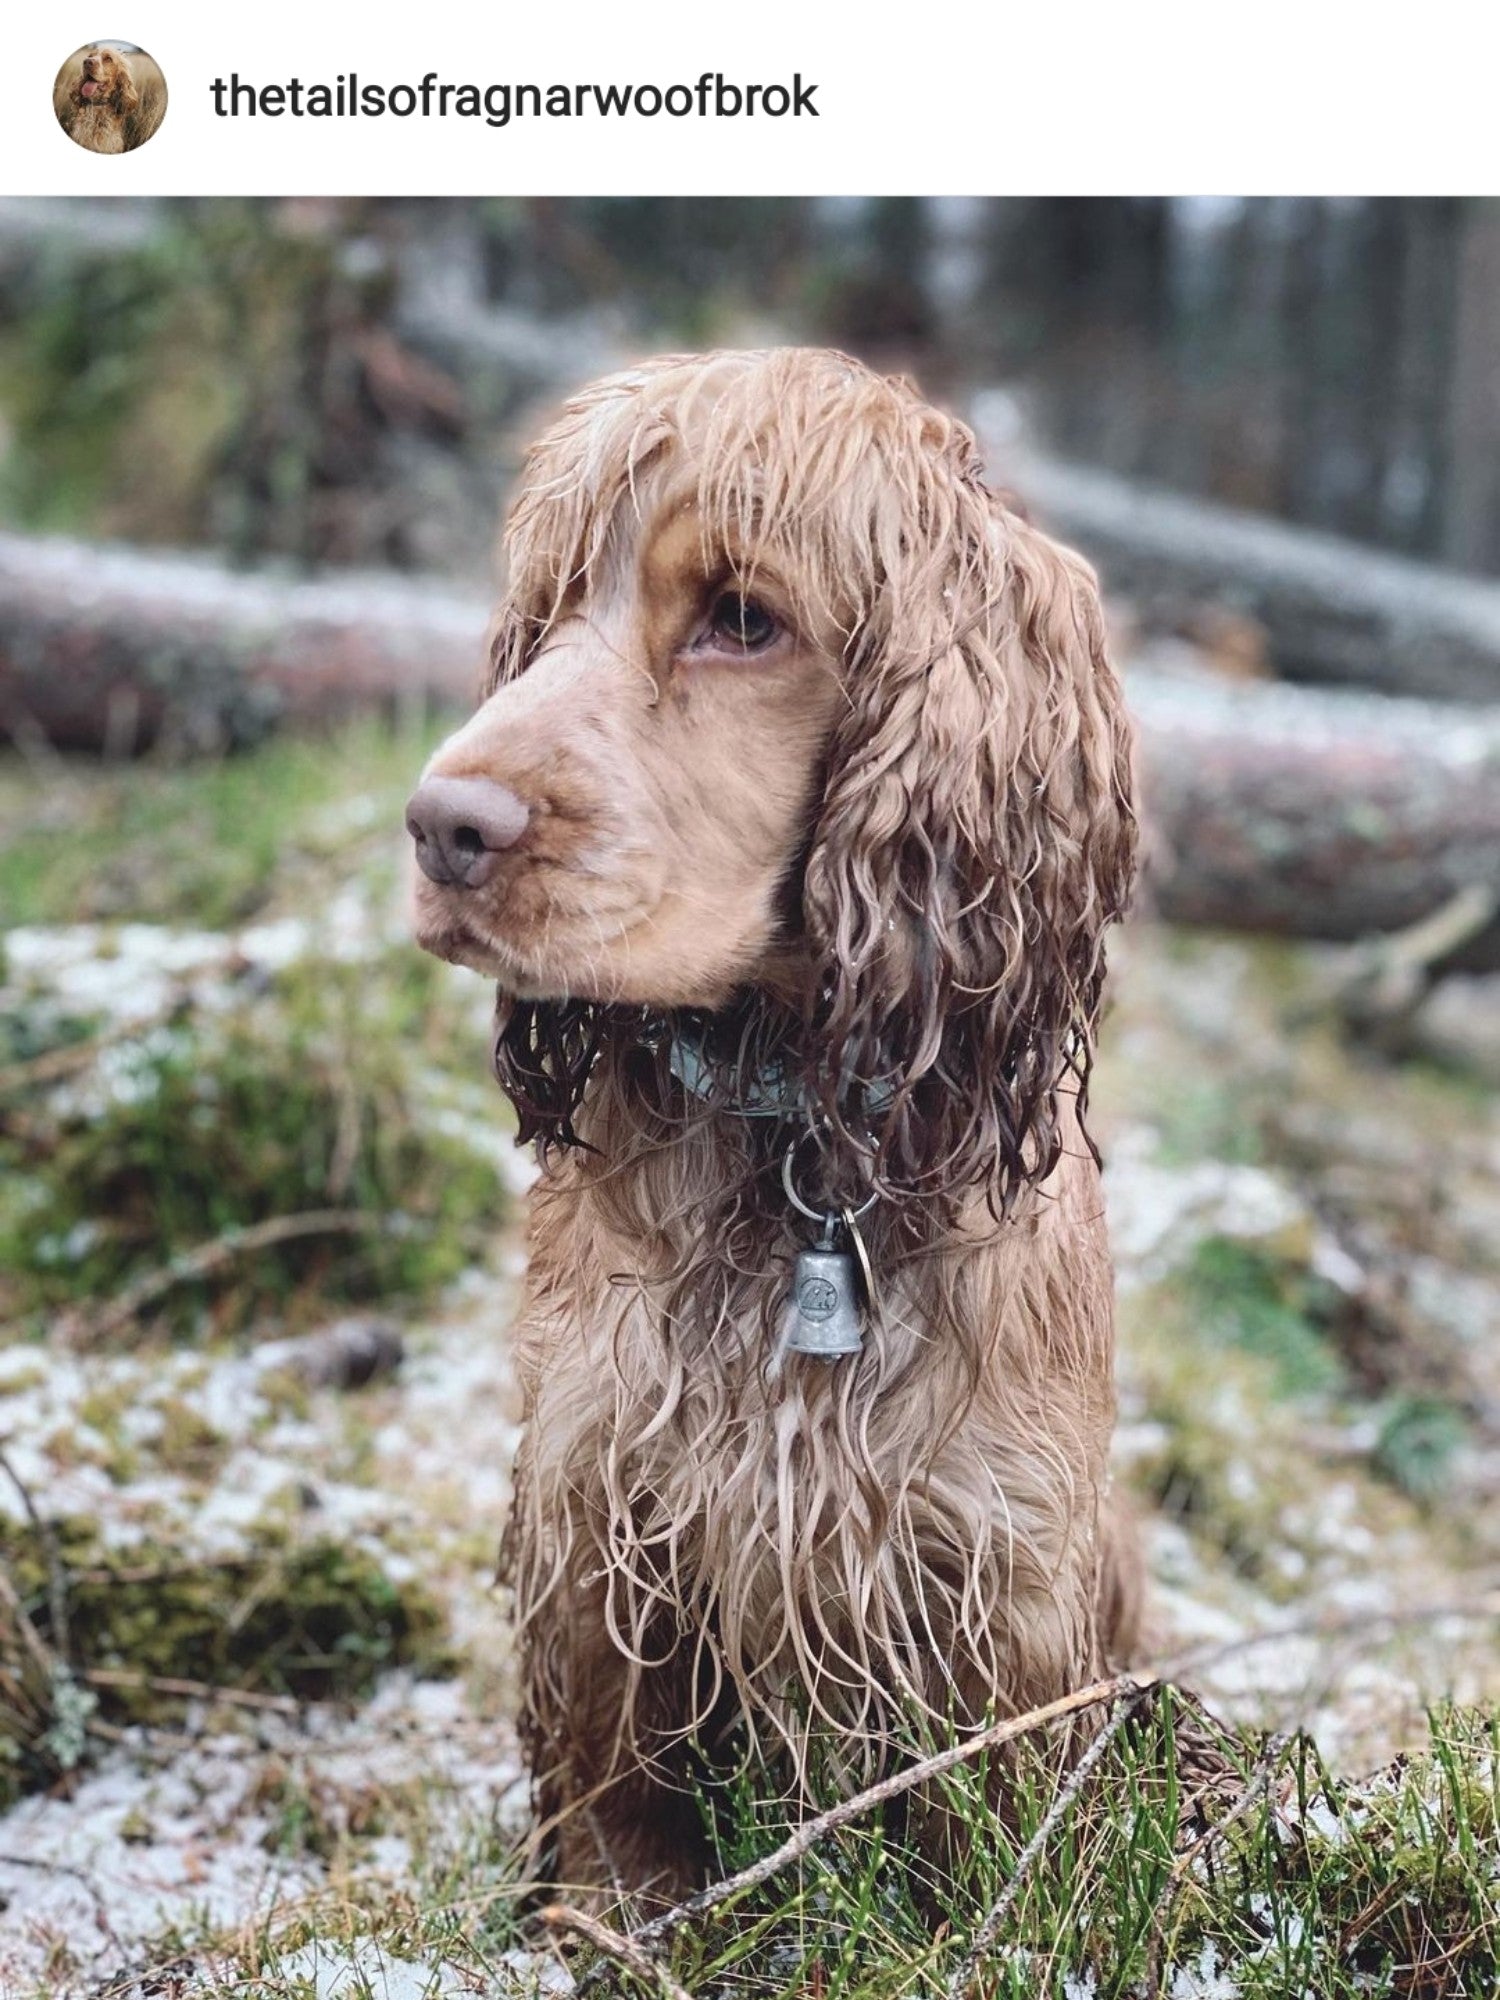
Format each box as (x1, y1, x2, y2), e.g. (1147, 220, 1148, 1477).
(0, 717, 431, 929)
(0, 954, 503, 1334)
(1175, 1234, 1346, 1399)
(103, 1694, 1500, 1999)
(0, 718, 505, 1336)
(0, 209, 386, 560)
(0, 1517, 448, 1811)
(641, 1696, 1500, 1999)
(2, 731, 1498, 1998)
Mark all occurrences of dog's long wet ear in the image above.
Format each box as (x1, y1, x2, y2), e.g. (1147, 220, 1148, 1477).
(492, 993, 606, 1154)
(112, 55, 140, 117)
(802, 490, 1137, 1215)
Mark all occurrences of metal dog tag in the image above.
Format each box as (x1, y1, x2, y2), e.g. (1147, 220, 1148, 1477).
(780, 1216, 865, 1358)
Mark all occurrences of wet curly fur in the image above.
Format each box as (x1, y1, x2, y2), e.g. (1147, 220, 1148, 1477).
(409, 348, 1140, 1900)
(53, 44, 166, 154)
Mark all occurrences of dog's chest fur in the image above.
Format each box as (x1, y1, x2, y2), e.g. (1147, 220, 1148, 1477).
(505, 1131, 1118, 1736)
(65, 100, 129, 150)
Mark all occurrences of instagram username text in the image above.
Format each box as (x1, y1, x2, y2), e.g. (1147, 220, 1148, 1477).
(209, 72, 821, 125)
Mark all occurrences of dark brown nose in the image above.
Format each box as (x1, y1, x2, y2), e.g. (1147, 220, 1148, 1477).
(405, 776, 529, 888)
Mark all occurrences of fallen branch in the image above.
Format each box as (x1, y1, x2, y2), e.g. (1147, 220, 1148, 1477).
(1326, 882, 1500, 1047)
(945, 1686, 1152, 1998)
(603, 1674, 1137, 1975)
(1130, 666, 1500, 961)
(0, 1006, 184, 1098)
(5, 526, 1499, 957)
(573, 1597, 1500, 1991)
(541, 1904, 694, 2000)
(58, 1209, 382, 1346)
(78, 1668, 303, 1715)
(0, 530, 488, 752)
(1001, 445, 1500, 705)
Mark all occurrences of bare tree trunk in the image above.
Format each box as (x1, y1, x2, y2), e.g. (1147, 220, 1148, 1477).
(1443, 200, 1500, 574)
(0, 532, 488, 753)
(3, 530, 1497, 964)
(1000, 447, 1500, 704)
(1131, 664, 1500, 966)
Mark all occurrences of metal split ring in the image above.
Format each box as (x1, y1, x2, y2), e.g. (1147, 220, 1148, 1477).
(781, 1140, 878, 1224)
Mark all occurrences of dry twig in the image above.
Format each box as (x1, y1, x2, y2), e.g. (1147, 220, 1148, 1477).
(945, 1685, 1153, 1998)
(541, 1903, 695, 2000)
(589, 1673, 1137, 1984)
(79, 1668, 303, 1715)
(0, 1440, 70, 1664)
(572, 1598, 1500, 1992)
(0, 1009, 177, 1098)
(60, 1209, 380, 1345)
(0, 1556, 57, 1681)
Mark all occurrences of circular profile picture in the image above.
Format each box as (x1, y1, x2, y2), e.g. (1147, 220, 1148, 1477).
(54, 41, 167, 153)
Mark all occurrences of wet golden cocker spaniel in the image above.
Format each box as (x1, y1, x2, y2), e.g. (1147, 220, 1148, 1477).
(408, 348, 1139, 1899)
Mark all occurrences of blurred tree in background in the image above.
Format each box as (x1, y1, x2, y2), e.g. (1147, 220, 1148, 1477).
(0, 196, 1497, 580)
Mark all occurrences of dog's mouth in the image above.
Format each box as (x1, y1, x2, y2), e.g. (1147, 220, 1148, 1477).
(78, 77, 101, 98)
(412, 877, 666, 1001)
(413, 909, 580, 1000)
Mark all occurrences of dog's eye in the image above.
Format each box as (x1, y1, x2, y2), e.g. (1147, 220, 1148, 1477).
(706, 593, 779, 653)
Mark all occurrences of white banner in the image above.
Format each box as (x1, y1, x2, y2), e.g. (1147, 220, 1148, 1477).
(0, 0, 1495, 196)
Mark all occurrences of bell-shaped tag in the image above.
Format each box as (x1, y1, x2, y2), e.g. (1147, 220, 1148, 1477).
(780, 1237, 865, 1358)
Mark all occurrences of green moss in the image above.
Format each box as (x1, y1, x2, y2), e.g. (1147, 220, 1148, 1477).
(1179, 1235, 1346, 1398)
(0, 952, 503, 1333)
(152, 1397, 230, 1479)
(1151, 1076, 1267, 1167)
(50, 1690, 1498, 2000)
(1135, 1416, 1281, 1581)
(650, 1693, 1500, 2000)
(0, 1516, 449, 1808)
(1372, 1393, 1472, 1502)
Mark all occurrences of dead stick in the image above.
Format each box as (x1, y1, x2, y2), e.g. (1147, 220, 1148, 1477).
(0, 1011, 173, 1097)
(585, 1597, 1500, 1988)
(0, 1441, 69, 1665)
(79, 1667, 303, 1715)
(615, 1674, 1137, 1967)
(0, 1559, 58, 1681)
(541, 1903, 695, 2000)
(1142, 1729, 1293, 2000)
(946, 1687, 1151, 1998)
(64, 1209, 382, 1345)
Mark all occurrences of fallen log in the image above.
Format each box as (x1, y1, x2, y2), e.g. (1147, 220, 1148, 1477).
(0, 532, 490, 753)
(1133, 660, 1500, 970)
(1, 532, 1497, 967)
(998, 447, 1500, 707)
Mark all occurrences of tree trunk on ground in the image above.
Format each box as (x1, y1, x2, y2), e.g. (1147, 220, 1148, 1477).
(1129, 661, 1500, 968)
(0, 532, 489, 754)
(2, 531, 1498, 966)
(993, 447, 1500, 705)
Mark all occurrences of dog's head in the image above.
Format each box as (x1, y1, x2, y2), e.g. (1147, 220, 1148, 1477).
(409, 349, 1135, 1208)
(68, 45, 138, 116)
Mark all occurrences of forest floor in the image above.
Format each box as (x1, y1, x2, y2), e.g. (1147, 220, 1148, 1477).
(2, 717, 1499, 1999)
